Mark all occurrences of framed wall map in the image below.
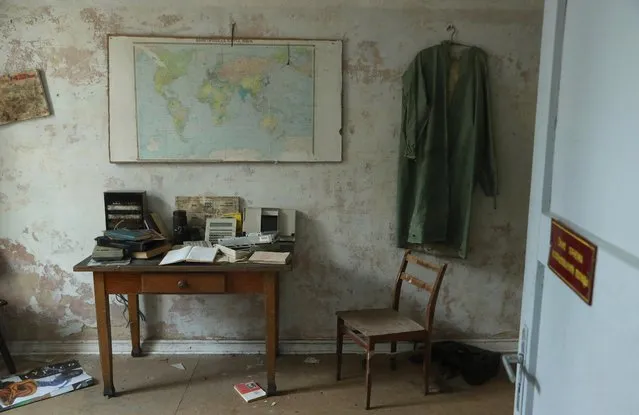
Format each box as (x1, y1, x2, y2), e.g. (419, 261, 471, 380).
(108, 35, 342, 163)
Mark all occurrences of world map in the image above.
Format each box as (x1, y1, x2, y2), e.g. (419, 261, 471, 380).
(133, 43, 315, 160)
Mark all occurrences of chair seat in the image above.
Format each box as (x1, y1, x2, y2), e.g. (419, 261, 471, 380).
(336, 308, 425, 338)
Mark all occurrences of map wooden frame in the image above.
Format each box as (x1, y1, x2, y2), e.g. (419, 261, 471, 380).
(107, 35, 342, 163)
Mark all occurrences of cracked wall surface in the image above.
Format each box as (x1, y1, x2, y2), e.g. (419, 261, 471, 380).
(0, 0, 543, 342)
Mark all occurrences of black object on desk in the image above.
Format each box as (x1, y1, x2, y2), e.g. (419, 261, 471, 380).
(172, 210, 189, 244)
(104, 191, 147, 230)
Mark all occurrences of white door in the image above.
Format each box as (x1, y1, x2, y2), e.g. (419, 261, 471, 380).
(516, 1, 639, 414)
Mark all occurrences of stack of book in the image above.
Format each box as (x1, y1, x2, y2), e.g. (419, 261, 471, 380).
(248, 251, 291, 264)
(94, 229, 171, 260)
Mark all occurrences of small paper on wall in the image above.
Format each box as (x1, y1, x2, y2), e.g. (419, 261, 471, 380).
(0, 70, 51, 125)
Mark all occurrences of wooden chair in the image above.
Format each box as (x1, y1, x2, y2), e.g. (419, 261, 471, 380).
(335, 249, 448, 409)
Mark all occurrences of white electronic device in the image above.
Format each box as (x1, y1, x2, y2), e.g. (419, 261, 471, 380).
(243, 208, 296, 242)
(218, 232, 278, 248)
(218, 235, 251, 248)
(205, 217, 237, 244)
(247, 232, 278, 244)
(183, 240, 213, 248)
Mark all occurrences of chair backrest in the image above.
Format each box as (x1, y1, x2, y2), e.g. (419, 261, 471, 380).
(391, 249, 448, 332)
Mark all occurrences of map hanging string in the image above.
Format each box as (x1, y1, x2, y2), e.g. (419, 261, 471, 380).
(231, 22, 236, 47)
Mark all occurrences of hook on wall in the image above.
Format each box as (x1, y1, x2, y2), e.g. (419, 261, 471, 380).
(446, 24, 457, 42)
(231, 21, 236, 47)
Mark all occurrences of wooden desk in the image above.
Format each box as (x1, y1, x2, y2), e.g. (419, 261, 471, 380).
(73, 257, 292, 397)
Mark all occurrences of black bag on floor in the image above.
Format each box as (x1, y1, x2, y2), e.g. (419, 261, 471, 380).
(412, 341, 501, 386)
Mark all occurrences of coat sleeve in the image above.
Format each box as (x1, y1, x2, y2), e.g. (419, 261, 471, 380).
(401, 58, 430, 160)
(476, 53, 499, 198)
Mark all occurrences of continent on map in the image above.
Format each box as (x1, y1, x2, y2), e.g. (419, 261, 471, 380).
(144, 46, 195, 140)
(196, 68, 234, 126)
(197, 49, 312, 138)
(197, 56, 273, 130)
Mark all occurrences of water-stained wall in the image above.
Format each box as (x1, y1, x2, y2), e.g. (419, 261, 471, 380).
(0, 0, 542, 342)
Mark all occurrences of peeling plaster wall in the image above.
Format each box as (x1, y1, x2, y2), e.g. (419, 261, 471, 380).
(0, 0, 542, 342)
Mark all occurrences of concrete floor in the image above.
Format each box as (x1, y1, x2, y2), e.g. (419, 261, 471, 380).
(9, 354, 514, 414)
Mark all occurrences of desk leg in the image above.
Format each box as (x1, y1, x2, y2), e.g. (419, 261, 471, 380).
(128, 294, 143, 357)
(93, 272, 115, 397)
(264, 272, 278, 396)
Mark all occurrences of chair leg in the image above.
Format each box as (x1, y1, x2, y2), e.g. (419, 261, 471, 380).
(0, 332, 16, 374)
(390, 341, 397, 371)
(365, 345, 374, 410)
(336, 318, 344, 381)
(423, 339, 432, 396)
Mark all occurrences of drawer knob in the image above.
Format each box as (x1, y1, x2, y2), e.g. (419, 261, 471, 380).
(177, 280, 188, 289)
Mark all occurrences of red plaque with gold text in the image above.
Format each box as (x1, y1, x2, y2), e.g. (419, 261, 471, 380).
(548, 219, 597, 305)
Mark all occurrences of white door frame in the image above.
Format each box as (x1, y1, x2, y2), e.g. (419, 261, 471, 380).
(515, 0, 567, 413)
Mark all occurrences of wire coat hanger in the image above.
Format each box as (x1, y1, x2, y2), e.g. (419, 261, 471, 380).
(446, 24, 472, 47)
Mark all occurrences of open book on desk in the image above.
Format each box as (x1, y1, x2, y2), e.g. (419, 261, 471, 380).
(182, 242, 251, 263)
(159, 245, 219, 265)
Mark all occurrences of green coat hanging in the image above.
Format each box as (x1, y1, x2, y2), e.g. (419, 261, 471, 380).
(397, 42, 498, 259)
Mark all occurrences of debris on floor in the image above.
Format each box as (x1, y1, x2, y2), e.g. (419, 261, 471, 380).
(234, 381, 267, 403)
(246, 358, 264, 370)
(170, 363, 186, 370)
(0, 359, 93, 411)
(304, 357, 320, 364)
(271, 401, 278, 406)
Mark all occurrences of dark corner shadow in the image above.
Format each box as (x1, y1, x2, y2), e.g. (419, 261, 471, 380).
(0, 252, 8, 276)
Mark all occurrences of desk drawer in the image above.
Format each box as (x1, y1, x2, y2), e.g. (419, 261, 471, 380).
(141, 273, 226, 294)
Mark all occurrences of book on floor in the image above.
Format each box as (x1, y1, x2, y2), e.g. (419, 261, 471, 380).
(159, 245, 219, 265)
(248, 251, 291, 265)
(0, 359, 94, 411)
(234, 381, 266, 403)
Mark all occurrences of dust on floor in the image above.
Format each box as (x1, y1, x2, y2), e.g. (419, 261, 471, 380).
(7, 354, 514, 414)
